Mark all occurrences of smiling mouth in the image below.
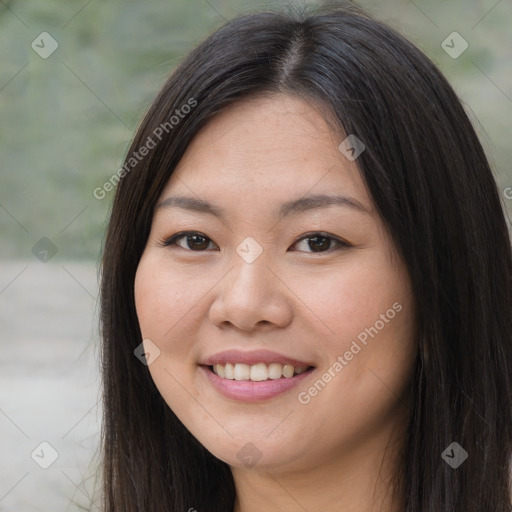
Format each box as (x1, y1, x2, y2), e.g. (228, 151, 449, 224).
(206, 362, 315, 381)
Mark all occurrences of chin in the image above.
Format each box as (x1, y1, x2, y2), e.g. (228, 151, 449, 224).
(195, 433, 307, 472)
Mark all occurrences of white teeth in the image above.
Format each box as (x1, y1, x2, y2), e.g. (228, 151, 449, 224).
(234, 363, 250, 380)
(213, 364, 225, 378)
(268, 363, 282, 380)
(250, 363, 268, 381)
(211, 362, 310, 381)
(282, 364, 294, 378)
(224, 362, 235, 380)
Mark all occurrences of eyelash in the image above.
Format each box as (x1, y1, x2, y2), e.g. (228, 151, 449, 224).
(157, 230, 351, 254)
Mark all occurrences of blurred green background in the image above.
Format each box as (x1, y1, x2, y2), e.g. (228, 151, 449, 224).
(1, 0, 511, 261)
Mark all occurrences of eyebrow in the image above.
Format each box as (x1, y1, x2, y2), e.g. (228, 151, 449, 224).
(156, 193, 372, 220)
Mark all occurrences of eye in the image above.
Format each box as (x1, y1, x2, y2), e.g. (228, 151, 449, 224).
(159, 231, 351, 253)
(159, 231, 217, 251)
(290, 232, 351, 253)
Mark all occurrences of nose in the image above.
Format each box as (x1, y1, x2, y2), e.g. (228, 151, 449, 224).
(208, 252, 293, 332)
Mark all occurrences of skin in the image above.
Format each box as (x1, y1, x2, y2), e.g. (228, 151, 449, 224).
(134, 93, 418, 512)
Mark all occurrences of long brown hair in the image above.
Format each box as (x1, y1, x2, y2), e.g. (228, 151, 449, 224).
(99, 2, 512, 510)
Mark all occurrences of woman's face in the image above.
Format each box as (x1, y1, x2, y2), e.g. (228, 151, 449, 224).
(134, 94, 417, 473)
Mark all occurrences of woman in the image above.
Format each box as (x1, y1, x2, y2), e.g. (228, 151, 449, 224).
(99, 2, 512, 511)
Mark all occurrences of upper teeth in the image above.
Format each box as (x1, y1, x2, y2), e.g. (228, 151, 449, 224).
(212, 363, 308, 381)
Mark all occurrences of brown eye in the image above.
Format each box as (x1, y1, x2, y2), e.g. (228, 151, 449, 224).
(183, 234, 211, 250)
(160, 231, 350, 254)
(302, 235, 331, 252)
(291, 232, 350, 253)
(161, 232, 216, 251)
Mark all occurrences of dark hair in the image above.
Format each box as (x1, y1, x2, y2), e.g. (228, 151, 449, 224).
(99, 2, 512, 510)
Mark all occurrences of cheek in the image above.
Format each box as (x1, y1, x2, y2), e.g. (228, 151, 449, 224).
(289, 254, 408, 348)
(134, 257, 204, 404)
(292, 265, 415, 448)
(134, 255, 208, 347)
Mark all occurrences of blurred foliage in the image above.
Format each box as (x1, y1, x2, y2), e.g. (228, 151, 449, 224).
(0, 0, 511, 260)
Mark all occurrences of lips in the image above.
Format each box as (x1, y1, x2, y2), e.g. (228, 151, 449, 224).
(199, 349, 315, 402)
(200, 364, 315, 402)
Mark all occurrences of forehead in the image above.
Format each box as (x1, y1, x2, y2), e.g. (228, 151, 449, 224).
(161, 94, 371, 211)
